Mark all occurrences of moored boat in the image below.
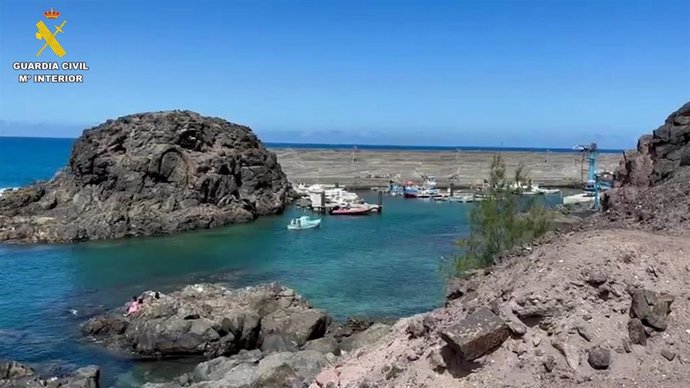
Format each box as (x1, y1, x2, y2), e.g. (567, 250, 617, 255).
(563, 192, 595, 205)
(329, 206, 372, 215)
(287, 216, 322, 230)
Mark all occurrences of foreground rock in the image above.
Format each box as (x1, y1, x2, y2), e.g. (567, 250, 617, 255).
(143, 349, 332, 388)
(0, 111, 290, 243)
(82, 283, 330, 359)
(0, 361, 99, 388)
(439, 307, 509, 360)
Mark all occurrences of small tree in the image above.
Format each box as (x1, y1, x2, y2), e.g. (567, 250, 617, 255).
(454, 154, 551, 276)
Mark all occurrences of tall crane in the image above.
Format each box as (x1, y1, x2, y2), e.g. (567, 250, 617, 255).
(573, 143, 600, 209)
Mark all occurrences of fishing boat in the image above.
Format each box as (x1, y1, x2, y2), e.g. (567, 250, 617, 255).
(448, 193, 477, 202)
(329, 206, 372, 215)
(535, 186, 560, 194)
(287, 216, 321, 230)
(563, 192, 595, 205)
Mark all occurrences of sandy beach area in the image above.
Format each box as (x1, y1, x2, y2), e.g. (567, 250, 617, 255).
(272, 148, 622, 189)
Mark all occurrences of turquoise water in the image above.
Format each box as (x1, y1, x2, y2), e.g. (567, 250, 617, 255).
(0, 137, 562, 386)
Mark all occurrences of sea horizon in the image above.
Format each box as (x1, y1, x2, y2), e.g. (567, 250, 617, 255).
(0, 136, 624, 154)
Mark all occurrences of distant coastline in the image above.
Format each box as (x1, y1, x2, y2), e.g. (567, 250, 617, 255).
(267, 142, 624, 154)
(0, 136, 624, 154)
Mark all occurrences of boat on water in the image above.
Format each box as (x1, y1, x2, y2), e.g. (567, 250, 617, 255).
(403, 176, 441, 199)
(563, 192, 595, 205)
(511, 181, 560, 195)
(287, 216, 321, 230)
(329, 206, 372, 215)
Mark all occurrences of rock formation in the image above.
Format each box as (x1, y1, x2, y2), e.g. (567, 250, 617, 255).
(0, 361, 100, 388)
(81, 282, 393, 387)
(0, 111, 290, 243)
(603, 102, 690, 233)
(82, 283, 331, 359)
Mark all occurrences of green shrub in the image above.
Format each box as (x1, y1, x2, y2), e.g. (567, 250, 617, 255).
(453, 154, 552, 276)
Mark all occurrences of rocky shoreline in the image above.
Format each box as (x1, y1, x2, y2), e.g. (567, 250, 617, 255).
(0, 111, 290, 243)
(0, 361, 99, 388)
(3, 103, 689, 387)
(76, 282, 393, 387)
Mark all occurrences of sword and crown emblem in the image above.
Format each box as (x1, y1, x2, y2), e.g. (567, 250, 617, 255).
(35, 8, 67, 57)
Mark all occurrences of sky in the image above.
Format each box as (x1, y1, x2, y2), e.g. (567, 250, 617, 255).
(0, 0, 688, 148)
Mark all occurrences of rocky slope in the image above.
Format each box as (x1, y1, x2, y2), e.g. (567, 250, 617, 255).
(0, 361, 100, 388)
(310, 229, 690, 388)
(602, 102, 690, 233)
(0, 111, 290, 243)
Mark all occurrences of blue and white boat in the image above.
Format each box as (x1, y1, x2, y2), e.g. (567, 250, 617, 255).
(287, 216, 321, 230)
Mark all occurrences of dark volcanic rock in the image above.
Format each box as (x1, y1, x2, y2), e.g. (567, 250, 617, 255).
(0, 111, 290, 243)
(82, 283, 330, 359)
(439, 307, 509, 360)
(587, 346, 611, 370)
(603, 102, 690, 233)
(629, 288, 674, 331)
(339, 323, 392, 353)
(143, 350, 332, 388)
(0, 361, 100, 388)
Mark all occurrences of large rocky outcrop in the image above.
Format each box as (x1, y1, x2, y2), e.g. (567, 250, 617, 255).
(0, 361, 100, 388)
(81, 282, 393, 387)
(603, 102, 690, 232)
(82, 283, 330, 359)
(0, 111, 290, 243)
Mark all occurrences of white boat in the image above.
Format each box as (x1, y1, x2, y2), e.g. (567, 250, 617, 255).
(511, 182, 560, 195)
(563, 193, 594, 205)
(534, 184, 560, 194)
(287, 216, 321, 230)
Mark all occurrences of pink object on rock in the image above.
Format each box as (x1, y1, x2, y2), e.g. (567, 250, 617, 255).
(315, 369, 339, 387)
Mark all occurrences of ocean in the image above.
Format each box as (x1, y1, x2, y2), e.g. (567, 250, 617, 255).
(0, 137, 564, 386)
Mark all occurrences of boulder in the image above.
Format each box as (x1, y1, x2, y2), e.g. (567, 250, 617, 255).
(191, 349, 262, 383)
(0, 361, 100, 388)
(587, 346, 611, 370)
(302, 337, 339, 355)
(439, 307, 509, 360)
(261, 333, 299, 354)
(629, 288, 674, 331)
(153, 350, 331, 388)
(339, 323, 392, 353)
(260, 308, 330, 346)
(628, 318, 647, 345)
(83, 283, 332, 359)
(0, 111, 290, 243)
(551, 338, 581, 371)
(255, 351, 330, 388)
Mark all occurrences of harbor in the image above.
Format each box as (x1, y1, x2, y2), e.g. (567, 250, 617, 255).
(285, 143, 616, 214)
(273, 147, 621, 189)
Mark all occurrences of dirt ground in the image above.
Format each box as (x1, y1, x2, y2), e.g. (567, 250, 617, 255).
(310, 228, 690, 388)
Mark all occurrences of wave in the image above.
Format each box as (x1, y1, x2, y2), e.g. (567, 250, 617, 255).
(0, 187, 18, 196)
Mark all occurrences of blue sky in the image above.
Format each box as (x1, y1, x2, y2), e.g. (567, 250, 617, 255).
(0, 0, 688, 148)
